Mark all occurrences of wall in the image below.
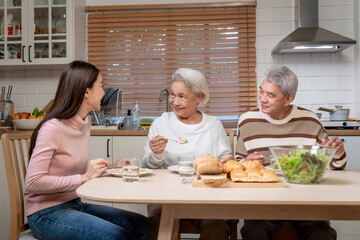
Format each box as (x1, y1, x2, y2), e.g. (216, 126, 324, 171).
(0, 0, 358, 120)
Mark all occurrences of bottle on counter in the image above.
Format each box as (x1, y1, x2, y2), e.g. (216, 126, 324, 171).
(132, 101, 141, 130)
(123, 109, 133, 130)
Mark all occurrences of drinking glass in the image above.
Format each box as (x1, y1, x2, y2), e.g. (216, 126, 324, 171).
(122, 158, 139, 183)
(178, 155, 194, 184)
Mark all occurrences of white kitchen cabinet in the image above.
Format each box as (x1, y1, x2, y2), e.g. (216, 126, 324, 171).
(89, 136, 147, 164)
(336, 136, 360, 170)
(89, 135, 148, 215)
(89, 136, 113, 162)
(0, 0, 85, 66)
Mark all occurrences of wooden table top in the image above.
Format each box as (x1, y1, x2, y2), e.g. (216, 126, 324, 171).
(77, 169, 360, 206)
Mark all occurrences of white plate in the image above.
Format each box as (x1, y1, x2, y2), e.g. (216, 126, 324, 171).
(105, 168, 153, 177)
(167, 165, 179, 172)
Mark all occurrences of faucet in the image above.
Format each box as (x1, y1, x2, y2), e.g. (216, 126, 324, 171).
(159, 88, 170, 112)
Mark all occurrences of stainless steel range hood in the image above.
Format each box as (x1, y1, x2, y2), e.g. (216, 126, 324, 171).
(272, 0, 356, 54)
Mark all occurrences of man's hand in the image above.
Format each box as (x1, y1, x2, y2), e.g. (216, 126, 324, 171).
(245, 151, 265, 163)
(221, 156, 236, 163)
(322, 136, 345, 158)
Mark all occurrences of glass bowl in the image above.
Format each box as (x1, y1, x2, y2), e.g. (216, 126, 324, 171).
(268, 145, 337, 184)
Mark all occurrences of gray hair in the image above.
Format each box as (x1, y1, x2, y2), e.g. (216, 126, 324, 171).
(264, 65, 298, 99)
(171, 68, 209, 106)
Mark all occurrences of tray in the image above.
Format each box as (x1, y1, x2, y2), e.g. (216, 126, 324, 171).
(192, 177, 286, 188)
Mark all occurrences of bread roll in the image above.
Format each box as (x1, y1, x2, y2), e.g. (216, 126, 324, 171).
(260, 169, 278, 183)
(201, 174, 227, 184)
(230, 168, 247, 182)
(222, 160, 244, 174)
(245, 168, 262, 182)
(194, 155, 222, 179)
(240, 160, 264, 170)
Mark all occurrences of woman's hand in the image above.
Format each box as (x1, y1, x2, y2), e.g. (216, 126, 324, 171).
(111, 158, 130, 168)
(322, 136, 345, 158)
(149, 135, 168, 154)
(81, 158, 110, 184)
(245, 151, 265, 163)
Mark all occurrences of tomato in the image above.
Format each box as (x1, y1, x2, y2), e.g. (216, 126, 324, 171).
(12, 113, 21, 119)
(21, 112, 30, 119)
(300, 167, 309, 173)
(283, 158, 288, 162)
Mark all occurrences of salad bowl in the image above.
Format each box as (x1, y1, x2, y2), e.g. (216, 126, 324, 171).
(268, 145, 337, 184)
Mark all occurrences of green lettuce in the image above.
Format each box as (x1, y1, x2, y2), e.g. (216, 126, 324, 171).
(278, 149, 329, 184)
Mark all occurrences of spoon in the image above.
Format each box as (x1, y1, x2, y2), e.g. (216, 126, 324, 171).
(151, 136, 188, 144)
(167, 138, 188, 144)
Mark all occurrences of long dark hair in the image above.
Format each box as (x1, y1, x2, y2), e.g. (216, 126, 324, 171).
(29, 61, 99, 158)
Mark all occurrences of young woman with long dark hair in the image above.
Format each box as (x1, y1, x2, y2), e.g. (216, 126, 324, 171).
(26, 61, 152, 240)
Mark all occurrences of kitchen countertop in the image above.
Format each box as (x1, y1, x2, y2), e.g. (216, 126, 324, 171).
(90, 128, 360, 136)
(1, 128, 360, 137)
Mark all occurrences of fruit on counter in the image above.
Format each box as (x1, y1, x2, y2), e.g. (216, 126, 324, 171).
(13, 107, 46, 119)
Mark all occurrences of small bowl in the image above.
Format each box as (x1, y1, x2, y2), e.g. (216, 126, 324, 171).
(12, 119, 42, 130)
(269, 145, 337, 184)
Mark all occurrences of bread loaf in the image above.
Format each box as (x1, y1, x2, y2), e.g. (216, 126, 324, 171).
(240, 160, 264, 170)
(201, 174, 227, 184)
(228, 160, 278, 183)
(222, 160, 244, 174)
(194, 155, 222, 179)
(229, 168, 247, 182)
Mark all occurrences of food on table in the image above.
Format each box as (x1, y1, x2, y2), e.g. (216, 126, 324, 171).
(240, 160, 264, 170)
(222, 160, 244, 174)
(230, 166, 278, 183)
(194, 156, 278, 184)
(277, 150, 330, 184)
(200, 174, 227, 184)
(107, 168, 152, 175)
(194, 155, 222, 179)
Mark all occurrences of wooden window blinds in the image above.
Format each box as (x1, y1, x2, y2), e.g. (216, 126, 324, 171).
(87, 2, 257, 123)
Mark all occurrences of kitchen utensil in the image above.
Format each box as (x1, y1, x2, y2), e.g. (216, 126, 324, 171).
(3, 85, 13, 120)
(1, 86, 5, 119)
(317, 106, 350, 121)
(269, 145, 337, 184)
(168, 138, 188, 144)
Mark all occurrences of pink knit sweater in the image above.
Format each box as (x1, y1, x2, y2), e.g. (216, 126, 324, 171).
(25, 115, 90, 216)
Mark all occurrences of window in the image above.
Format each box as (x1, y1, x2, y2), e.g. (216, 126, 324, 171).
(87, 2, 257, 126)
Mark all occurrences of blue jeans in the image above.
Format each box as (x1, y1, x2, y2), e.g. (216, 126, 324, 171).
(28, 198, 152, 240)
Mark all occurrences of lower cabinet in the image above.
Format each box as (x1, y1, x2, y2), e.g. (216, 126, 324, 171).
(88, 136, 148, 216)
(330, 136, 360, 170)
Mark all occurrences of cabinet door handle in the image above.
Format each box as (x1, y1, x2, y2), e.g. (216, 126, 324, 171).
(107, 138, 110, 158)
(28, 45, 32, 62)
(22, 46, 25, 62)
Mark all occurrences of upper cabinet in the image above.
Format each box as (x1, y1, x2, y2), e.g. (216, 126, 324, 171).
(0, 0, 85, 66)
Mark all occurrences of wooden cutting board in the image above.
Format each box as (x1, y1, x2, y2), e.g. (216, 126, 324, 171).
(192, 177, 286, 188)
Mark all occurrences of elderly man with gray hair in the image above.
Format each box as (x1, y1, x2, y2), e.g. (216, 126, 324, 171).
(235, 65, 346, 240)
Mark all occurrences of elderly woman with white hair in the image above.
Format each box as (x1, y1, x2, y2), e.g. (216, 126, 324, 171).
(142, 68, 234, 240)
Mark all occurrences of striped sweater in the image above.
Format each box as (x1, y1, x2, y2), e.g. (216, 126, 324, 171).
(235, 105, 346, 170)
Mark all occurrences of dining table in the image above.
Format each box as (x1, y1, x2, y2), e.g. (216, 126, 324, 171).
(76, 169, 360, 240)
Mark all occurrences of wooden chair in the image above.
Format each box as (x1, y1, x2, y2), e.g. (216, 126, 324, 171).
(1, 132, 37, 240)
(225, 128, 235, 155)
(178, 128, 238, 240)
